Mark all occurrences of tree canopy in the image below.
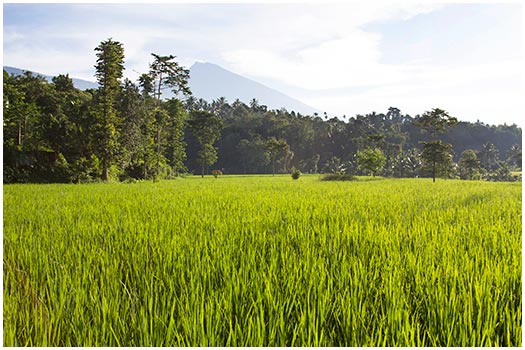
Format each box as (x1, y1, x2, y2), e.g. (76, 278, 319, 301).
(2, 39, 522, 183)
(94, 38, 125, 181)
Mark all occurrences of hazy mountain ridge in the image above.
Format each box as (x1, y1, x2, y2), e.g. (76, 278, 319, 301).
(3, 66, 98, 90)
(4, 63, 320, 115)
(188, 62, 320, 114)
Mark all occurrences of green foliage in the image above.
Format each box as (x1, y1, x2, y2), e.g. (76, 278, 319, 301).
(322, 156, 343, 174)
(164, 98, 188, 176)
(412, 108, 458, 183)
(392, 148, 421, 178)
(4, 177, 521, 346)
(298, 154, 321, 174)
(320, 173, 357, 181)
(70, 154, 101, 183)
(413, 108, 458, 136)
(149, 53, 191, 100)
(196, 143, 218, 176)
(188, 110, 224, 177)
(2, 51, 522, 183)
(236, 137, 271, 174)
(420, 140, 455, 182)
(118, 78, 148, 176)
(487, 161, 520, 182)
(290, 167, 301, 180)
(52, 74, 75, 92)
(479, 142, 500, 172)
(138, 73, 154, 98)
(94, 38, 125, 181)
(506, 144, 521, 170)
(458, 149, 481, 180)
(265, 138, 290, 175)
(3, 71, 47, 150)
(188, 110, 224, 146)
(146, 54, 191, 179)
(357, 148, 386, 176)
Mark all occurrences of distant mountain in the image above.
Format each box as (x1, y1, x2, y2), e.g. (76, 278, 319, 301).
(3, 66, 98, 90)
(4, 63, 320, 115)
(189, 62, 320, 115)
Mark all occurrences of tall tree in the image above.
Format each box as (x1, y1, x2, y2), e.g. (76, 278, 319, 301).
(3, 71, 47, 150)
(265, 138, 289, 176)
(196, 143, 218, 177)
(3, 72, 36, 149)
(147, 53, 191, 178)
(165, 98, 188, 176)
(413, 108, 457, 182)
(458, 149, 481, 180)
(479, 142, 499, 172)
(135, 74, 157, 179)
(506, 144, 522, 169)
(323, 156, 343, 174)
(237, 137, 270, 173)
(94, 38, 125, 181)
(393, 148, 421, 178)
(420, 141, 455, 181)
(413, 108, 458, 137)
(149, 53, 191, 102)
(188, 110, 224, 177)
(44, 75, 77, 157)
(151, 108, 170, 179)
(138, 73, 154, 98)
(357, 148, 386, 177)
(117, 79, 147, 178)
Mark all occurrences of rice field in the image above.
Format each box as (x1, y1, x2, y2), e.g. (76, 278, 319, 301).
(3, 175, 522, 346)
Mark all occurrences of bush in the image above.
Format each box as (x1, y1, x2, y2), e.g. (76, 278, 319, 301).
(291, 168, 301, 180)
(487, 162, 517, 182)
(320, 173, 357, 181)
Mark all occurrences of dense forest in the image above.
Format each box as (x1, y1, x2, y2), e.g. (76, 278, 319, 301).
(3, 39, 522, 183)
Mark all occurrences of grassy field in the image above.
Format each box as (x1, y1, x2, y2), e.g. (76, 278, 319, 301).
(3, 175, 522, 346)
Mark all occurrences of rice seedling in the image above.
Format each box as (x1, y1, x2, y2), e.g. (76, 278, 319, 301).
(3, 176, 521, 346)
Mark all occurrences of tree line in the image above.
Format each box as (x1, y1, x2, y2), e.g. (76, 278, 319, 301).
(3, 39, 522, 183)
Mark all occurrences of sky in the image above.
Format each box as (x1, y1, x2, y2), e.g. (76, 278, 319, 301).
(2, 1, 524, 126)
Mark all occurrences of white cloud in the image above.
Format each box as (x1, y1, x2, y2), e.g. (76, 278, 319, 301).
(219, 3, 445, 90)
(214, 3, 522, 125)
(3, 27, 26, 44)
(4, 3, 442, 86)
(306, 59, 524, 125)
(224, 31, 407, 90)
(3, 2, 522, 126)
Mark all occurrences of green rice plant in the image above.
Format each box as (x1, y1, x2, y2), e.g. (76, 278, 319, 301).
(3, 176, 522, 346)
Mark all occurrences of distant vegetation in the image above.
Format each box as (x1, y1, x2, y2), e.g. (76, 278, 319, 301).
(320, 173, 357, 181)
(3, 39, 521, 183)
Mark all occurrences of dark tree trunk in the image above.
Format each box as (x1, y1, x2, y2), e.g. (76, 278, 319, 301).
(156, 127, 161, 179)
(18, 121, 22, 146)
(103, 157, 109, 182)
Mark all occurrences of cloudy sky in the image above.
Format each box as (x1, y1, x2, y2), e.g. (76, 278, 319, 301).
(3, 1, 523, 126)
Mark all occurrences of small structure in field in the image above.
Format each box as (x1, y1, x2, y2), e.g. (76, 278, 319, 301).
(211, 169, 223, 178)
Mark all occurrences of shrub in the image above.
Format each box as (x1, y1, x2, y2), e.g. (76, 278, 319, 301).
(320, 173, 357, 181)
(291, 167, 301, 180)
